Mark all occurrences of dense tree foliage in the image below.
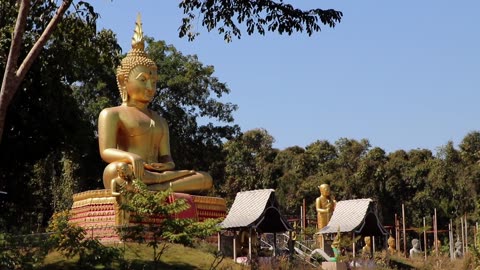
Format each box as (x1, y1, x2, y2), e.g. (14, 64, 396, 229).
(222, 128, 279, 200)
(0, 1, 118, 231)
(224, 131, 480, 231)
(0, 0, 99, 142)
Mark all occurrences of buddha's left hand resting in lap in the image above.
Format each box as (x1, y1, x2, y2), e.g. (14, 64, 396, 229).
(98, 15, 212, 195)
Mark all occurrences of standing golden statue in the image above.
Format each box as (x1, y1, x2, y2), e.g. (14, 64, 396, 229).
(387, 235, 397, 254)
(316, 184, 336, 229)
(98, 14, 213, 194)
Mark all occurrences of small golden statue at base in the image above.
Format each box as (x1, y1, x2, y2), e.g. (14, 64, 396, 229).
(387, 235, 397, 254)
(98, 14, 213, 195)
(362, 236, 372, 257)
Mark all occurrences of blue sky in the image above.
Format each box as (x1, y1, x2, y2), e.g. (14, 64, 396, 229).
(93, 1, 480, 153)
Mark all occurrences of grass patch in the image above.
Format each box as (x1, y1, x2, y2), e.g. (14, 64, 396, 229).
(42, 241, 244, 270)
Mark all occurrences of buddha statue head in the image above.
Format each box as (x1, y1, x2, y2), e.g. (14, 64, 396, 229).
(411, 238, 420, 250)
(319, 183, 331, 197)
(116, 14, 157, 104)
(364, 236, 371, 246)
(388, 235, 395, 248)
(388, 235, 396, 253)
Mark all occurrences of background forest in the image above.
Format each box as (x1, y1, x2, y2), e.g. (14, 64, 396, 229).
(1, 1, 479, 238)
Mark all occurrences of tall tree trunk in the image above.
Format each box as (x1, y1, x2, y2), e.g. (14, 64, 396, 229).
(0, 0, 29, 143)
(0, 0, 72, 143)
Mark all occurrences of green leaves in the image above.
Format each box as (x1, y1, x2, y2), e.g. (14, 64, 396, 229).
(459, 131, 480, 164)
(47, 211, 122, 267)
(223, 128, 277, 200)
(179, 0, 343, 42)
(117, 180, 222, 264)
(47, 211, 86, 259)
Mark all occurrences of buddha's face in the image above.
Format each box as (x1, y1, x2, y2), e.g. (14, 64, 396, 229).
(412, 239, 420, 248)
(320, 185, 330, 197)
(125, 65, 157, 103)
(388, 238, 395, 247)
(365, 237, 371, 244)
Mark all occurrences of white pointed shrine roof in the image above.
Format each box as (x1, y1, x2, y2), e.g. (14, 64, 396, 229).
(318, 198, 388, 236)
(220, 189, 292, 232)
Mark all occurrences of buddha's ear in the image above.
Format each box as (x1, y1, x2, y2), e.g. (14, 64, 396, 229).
(117, 73, 127, 87)
(117, 73, 129, 102)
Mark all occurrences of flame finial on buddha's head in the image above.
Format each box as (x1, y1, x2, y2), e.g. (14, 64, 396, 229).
(116, 13, 156, 103)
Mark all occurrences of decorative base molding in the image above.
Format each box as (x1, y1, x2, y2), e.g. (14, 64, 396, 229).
(69, 189, 227, 242)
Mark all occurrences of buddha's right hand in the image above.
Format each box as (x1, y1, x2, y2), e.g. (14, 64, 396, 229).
(144, 163, 168, 172)
(129, 154, 145, 180)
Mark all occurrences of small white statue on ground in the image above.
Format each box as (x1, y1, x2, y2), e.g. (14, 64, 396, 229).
(454, 237, 463, 258)
(409, 238, 422, 258)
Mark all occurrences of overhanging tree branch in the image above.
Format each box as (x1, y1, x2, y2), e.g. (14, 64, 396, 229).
(17, 0, 73, 81)
(1, 0, 30, 105)
(179, 0, 343, 42)
(0, 0, 73, 143)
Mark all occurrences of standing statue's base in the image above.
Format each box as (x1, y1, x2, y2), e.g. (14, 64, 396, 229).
(69, 189, 226, 242)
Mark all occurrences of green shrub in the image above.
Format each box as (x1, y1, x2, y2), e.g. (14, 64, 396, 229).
(47, 210, 122, 268)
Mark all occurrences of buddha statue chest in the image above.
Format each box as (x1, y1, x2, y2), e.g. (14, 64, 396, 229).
(115, 108, 165, 162)
(319, 197, 333, 210)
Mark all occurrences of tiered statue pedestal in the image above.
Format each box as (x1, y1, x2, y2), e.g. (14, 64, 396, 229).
(69, 189, 227, 242)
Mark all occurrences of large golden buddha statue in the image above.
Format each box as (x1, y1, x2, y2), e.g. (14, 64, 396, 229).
(98, 15, 212, 194)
